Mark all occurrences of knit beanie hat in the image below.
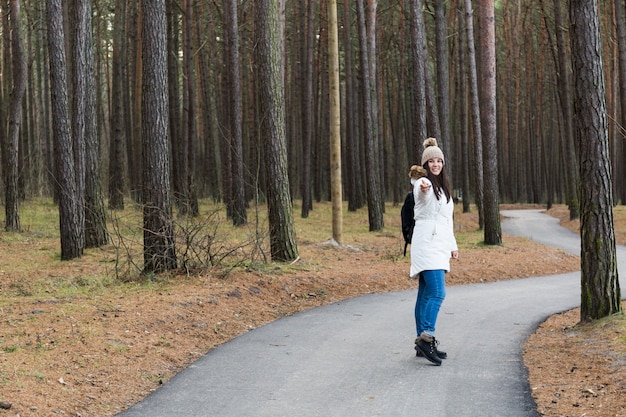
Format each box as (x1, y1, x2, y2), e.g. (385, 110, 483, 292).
(421, 137, 445, 166)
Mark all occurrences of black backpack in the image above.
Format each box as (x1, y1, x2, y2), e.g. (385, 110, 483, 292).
(401, 191, 415, 256)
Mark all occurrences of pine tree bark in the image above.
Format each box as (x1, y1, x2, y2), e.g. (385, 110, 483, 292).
(131, 2, 144, 203)
(570, 0, 621, 321)
(328, 0, 343, 244)
(81, 0, 108, 248)
(614, 0, 626, 206)
(464, 0, 484, 228)
(142, 0, 176, 273)
(1, 1, 9, 180)
(47, 0, 83, 260)
(457, 4, 471, 214)
(433, 0, 451, 157)
(553, 0, 580, 219)
(5, 0, 26, 231)
(70, 0, 89, 251)
(357, 0, 384, 231)
(182, 0, 198, 216)
(195, 1, 221, 201)
(476, 0, 501, 244)
(300, 0, 314, 218)
(343, 0, 363, 212)
(366, 0, 385, 208)
(37, 0, 55, 196)
(254, 0, 299, 262)
(109, 0, 126, 210)
(167, 0, 183, 212)
(409, 0, 427, 160)
(224, 0, 246, 225)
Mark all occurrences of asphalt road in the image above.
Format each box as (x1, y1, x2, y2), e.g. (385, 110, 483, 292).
(116, 209, 625, 417)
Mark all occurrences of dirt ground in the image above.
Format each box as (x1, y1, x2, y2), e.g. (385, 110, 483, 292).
(524, 207, 626, 417)
(0, 204, 623, 416)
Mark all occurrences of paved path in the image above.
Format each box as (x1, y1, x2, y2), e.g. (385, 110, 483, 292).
(117, 209, 625, 417)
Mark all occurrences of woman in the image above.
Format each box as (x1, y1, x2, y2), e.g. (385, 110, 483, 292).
(409, 138, 459, 366)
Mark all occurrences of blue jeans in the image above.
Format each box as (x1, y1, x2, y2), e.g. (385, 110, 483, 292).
(415, 270, 446, 337)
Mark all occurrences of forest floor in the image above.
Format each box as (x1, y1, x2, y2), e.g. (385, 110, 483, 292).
(0, 203, 624, 416)
(523, 206, 626, 417)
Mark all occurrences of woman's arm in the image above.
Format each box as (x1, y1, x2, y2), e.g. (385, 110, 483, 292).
(419, 178, 432, 194)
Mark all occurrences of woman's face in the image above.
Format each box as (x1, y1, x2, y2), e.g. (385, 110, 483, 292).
(427, 158, 443, 176)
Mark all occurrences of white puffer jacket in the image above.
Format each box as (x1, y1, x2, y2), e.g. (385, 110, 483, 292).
(409, 177, 458, 278)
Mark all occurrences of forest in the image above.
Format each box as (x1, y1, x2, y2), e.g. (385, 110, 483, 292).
(0, 1, 623, 269)
(1, 3, 625, 415)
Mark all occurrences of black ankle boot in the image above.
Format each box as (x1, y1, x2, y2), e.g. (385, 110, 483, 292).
(414, 335, 443, 365)
(414, 338, 447, 359)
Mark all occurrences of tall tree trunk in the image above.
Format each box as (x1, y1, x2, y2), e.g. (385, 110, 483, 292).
(614, 0, 626, 206)
(82, 0, 108, 248)
(255, 0, 299, 262)
(314, 10, 329, 203)
(433, 0, 451, 163)
(343, 0, 363, 212)
(5, 0, 26, 231)
(464, 0, 484, 228)
(167, 0, 183, 211)
(47, 0, 83, 260)
(142, 0, 176, 273)
(1, 0, 9, 185)
(70, 0, 89, 251)
(409, 0, 428, 161)
(301, 0, 314, 218)
(424, 47, 441, 142)
(365, 0, 384, 210)
(570, 0, 621, 321)
(109, 0, 126, 210)
(476, 0, 501, 244)
(225, 0, 246, 225)
(178, 0, 190, 214)
(39, 0, 54, 196)
(457, 4, 471, 214)
(195, 1, 221, 201)
(182, 0, 198, 216)
(23, 6, 36, 197)
(219, 25, 233, 216)
(553, 0, 580, 219)
(357, 0, 384, 231)
(131, 1, 144, 203)
(328, 0, 343, 244)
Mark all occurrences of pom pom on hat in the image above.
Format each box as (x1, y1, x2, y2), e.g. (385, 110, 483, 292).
(423, 137, 438, 148)
(421, 137, 445, 166)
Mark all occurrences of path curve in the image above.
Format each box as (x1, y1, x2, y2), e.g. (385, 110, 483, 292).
(117, 209, 624, 417)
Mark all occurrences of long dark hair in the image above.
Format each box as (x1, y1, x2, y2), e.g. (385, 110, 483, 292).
(423, 162, 452, 202)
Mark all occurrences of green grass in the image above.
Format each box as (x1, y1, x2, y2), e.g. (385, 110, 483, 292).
(1, 345, 19, 354)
